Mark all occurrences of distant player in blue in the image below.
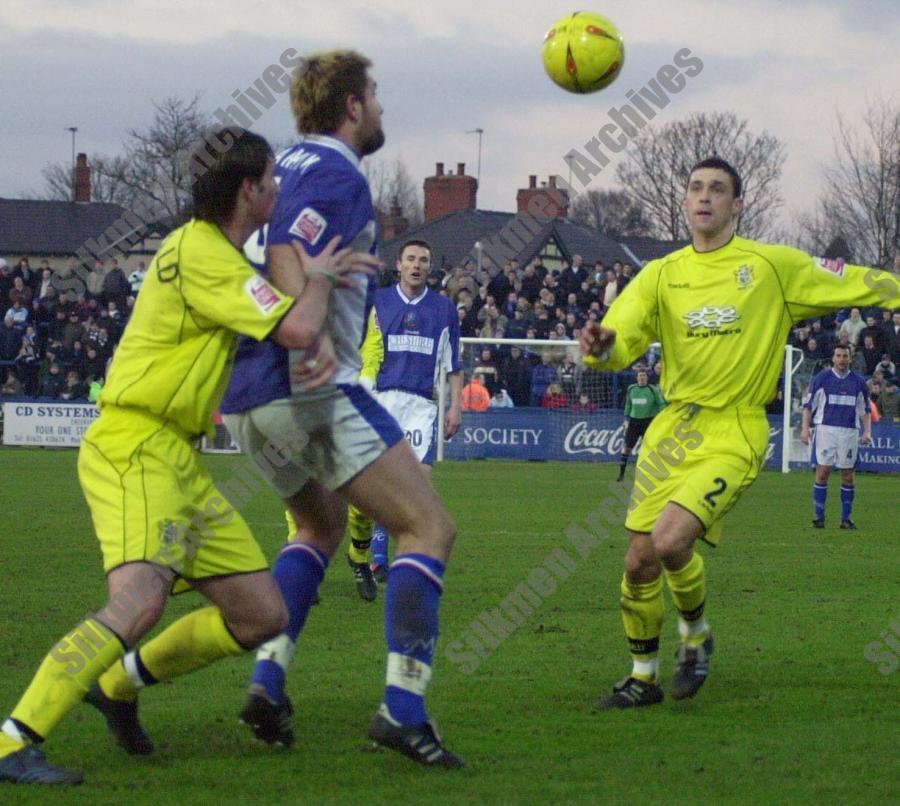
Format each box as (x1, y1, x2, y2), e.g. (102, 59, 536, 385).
(219, 51, 463, 767)
(800, 344, 872, 529)
(349, 239, 463, 588)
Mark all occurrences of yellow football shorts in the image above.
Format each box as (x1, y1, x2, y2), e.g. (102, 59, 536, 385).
(624, 403, 770, 545)
(78, 406, 268, 591)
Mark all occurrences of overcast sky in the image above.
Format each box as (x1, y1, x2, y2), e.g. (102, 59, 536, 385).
(1, 0, 897, 233)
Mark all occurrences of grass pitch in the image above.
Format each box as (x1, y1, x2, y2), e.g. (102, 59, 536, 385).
(0, 448, 896, 804)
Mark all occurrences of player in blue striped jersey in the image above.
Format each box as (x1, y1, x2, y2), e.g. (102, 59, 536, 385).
(349, 239, 463, 587)
(800, 344, 872, 529)
(219, 51, 463, 767)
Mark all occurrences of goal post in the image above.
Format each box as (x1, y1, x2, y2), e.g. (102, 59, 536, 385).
(780, 343, 816, 473)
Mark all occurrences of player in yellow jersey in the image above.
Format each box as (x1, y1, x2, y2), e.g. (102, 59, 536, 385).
(0, 127, 378, 785)
(581, 157, 900, 709)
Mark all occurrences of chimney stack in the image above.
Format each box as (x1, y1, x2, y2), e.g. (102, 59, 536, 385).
(73, 153, 91, 203)
(423, 161, 478, 222)
(517, 174, 568, 219)
(382, 196, 409, 242)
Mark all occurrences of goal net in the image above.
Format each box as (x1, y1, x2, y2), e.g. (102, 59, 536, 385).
(437, 337, 662, 463)
(437, 338, 807, 470)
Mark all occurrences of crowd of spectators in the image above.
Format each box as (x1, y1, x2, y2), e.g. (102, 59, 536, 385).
(787, 307, 900, 422)
(425, 255, 656, 411)
(423, 254, 900, 421)
(3, 248, 898, 424)
(0, 255, 147, 401)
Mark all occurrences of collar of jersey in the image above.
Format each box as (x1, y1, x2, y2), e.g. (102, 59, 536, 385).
(830, 367, 850, 379)
(396, 284, 428, 305)
(689, 233, 737, 257)
(300, 134, 361, 170)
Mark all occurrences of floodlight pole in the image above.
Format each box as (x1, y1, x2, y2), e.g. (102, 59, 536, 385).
(465, 128, 483, 184)
(66, 126, 78, 201)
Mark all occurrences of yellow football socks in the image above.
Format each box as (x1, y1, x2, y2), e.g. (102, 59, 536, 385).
(665, 552, 709, 647)
(347, 504, 374, 564)
(8, 618, 124, 743)
(620, 574, 664, 682)
(98, 607, 243, 701)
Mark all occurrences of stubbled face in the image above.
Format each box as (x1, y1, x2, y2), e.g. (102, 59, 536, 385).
(356, 75, 385, 157)
(833, 348, 850, 373)
(637, 370, 648, 386)
(398, 245, 430, 294)
(247, 159, 279, 226)
(683, 168, 743, 241)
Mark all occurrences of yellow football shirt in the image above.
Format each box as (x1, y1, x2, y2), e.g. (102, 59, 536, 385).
(358, 306, 384, 386)
(100, 220, 294, 436)
(585, 235, 900, 408)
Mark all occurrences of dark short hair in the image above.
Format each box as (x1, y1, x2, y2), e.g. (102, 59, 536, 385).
(833, 345, 851, 355)
(689, 157, 743, 198)
(399, 239, 432, 260)
(190, 128, 273, 225)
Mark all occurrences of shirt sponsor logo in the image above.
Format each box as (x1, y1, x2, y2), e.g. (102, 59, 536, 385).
(815, 257, 845, 278)
(826, 393, 858, 407)
(244, 275, 282, 315)
(289, 207, 327, 245)
(683, 305, 740, 330)
(387, 334, 434, 355)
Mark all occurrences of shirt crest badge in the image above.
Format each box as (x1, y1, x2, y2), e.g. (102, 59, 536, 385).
(733, 265, 755, 290)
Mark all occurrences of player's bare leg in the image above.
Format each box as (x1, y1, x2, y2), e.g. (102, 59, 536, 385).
(341, 441, 463, 767)
(88, 564, 286, 754)
(241, 480, 345, 746)
(369, 461, 434, 581)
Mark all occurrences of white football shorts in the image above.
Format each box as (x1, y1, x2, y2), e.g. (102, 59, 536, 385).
(377, 388, 438, 465)
(223, 383, 404, 499)
(812, 424, 859, 469)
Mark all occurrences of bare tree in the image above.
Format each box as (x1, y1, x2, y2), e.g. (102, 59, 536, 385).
(569, 188, 653, 238)
(799, 99, 900, 268)
(37, 96, 210, 227)
(104, 95, 211, 226)
(363, 156, 424, 227)
(616, 111, 787, 240)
